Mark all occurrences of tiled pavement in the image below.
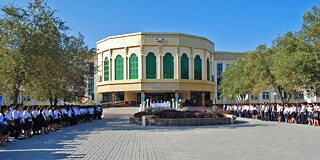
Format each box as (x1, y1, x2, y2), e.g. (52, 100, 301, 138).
(0, 107, 320, 160)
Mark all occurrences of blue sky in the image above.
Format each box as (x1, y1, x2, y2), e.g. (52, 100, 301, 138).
(1, 0, 319, 52)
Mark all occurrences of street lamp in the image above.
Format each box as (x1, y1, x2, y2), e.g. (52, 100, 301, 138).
(19, 86, 25, 105)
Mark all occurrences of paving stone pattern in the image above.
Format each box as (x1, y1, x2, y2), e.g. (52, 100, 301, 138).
(0, 107, 320, 160)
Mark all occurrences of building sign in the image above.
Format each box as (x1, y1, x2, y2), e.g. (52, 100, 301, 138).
(143, 83, 176, 88)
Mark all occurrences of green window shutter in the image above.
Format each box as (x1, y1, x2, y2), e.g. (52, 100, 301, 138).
(146, 52, 156, 79)
(194, 55, 202, 80)
(115, 55, 124, 80)
(207, 58, 210, 81)
(129, 53, 138, 79)
(104, 57, 109, 81)
(180, 53, 189, 79)
(163, 53, 174, 79)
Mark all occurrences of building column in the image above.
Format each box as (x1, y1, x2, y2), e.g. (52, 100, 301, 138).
(157, 54, 162, 79)
(190, 48, 194, 80)
(110, 58, 113, 81)
(203, 51, 207, 81)
(202, 91, 205, 106)
(123, 47, 129, 80)
(125, 56, 128, 80)
(112, 92, 115, 106)
(139, 55, 144, 79)
(175, 53, 180, 79)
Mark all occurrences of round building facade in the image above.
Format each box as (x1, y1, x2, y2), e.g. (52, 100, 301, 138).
(95, 32, 215, 106)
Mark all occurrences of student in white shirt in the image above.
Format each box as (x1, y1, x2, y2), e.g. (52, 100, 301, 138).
(53, 107, 61, 130)
(307, 104, 314, 125)
(60, 107, 67, 128)
(0, 107, 10, 143)
(12, 105, 23, 139)
(89, 107, 94, 122)
(314, 104, 320, 126)
(22, 107, 32, 138)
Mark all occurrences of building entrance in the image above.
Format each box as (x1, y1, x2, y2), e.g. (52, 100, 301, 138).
(145, 93, 174, 103)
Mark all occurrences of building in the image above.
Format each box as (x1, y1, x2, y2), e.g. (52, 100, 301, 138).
(95, 32, 215, 106)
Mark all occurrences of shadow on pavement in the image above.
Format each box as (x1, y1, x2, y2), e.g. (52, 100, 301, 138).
(0, 116, 271, 160)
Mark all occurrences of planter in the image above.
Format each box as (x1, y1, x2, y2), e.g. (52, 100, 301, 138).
(130, 117, 232, 126)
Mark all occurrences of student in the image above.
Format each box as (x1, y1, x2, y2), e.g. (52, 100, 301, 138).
(277, 104, 284, 123)
(291, 105, 297, 124)
(314, 103, 320, 126)
(252, 104, 258, 119)
(4, 107, 14, 139)
(307, 104, 314, 125)
(264, 105, 269, 121)
(97, 105, 102, 120)
(32, 106, 40, 135)
(0, 107, 9, 144)
(40, 107, 49, 134)
(22, 106, 32, 138)
(61, 106, 67, 128)
(283, 105, 289, 123)
(53, 107, 61, 130)
(67, 107, 73, 126)
(12, 105, 23, 140)
(89, 106, 94, 122)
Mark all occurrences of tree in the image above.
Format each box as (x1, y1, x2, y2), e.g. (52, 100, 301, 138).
(0, 0, 95, 106)
(300, 6, 320, 96)
(219, 58, 251, 103)
(0, 4, 34, 105)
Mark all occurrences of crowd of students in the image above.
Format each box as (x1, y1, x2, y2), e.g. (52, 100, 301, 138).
(0, 104, 103, 145)
(223, 103, 320, 126)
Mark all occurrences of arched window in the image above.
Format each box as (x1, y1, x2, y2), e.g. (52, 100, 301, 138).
(207, 58, 210, 81)
(163, 52, 174, 79)
(129, 53, 138, 79)
(194, 55, 202, 80)
(146, 52, 156, 79)
(104, 57, 109, 81)
(180, 53, 189, 79)
(115, 55, 124, 80)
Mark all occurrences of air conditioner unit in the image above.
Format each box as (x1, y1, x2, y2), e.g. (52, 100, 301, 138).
(98, 76, 102, 82)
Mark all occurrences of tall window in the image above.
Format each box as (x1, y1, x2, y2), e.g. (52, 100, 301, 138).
(115, 55, 124, 80)
(194, 55, 202, 80)
(129, 53, 138, 79)
(104, 57, 109, 81)
(207, 58, 210, 81)
(163, 52, 174, 79)
(217, 63, 223, 79)
(262, 92, 270, 99)
(216, 63, 223, 99)
(146, 52, 156, 79)
(180, 53, 189, 79)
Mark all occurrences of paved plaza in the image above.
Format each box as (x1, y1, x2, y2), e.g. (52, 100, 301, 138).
(0, 107, 320, 160)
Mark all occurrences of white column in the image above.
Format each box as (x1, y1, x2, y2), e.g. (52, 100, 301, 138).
(157, 45, 162, 79)
(259, 92, 263, 103)
(110, 58, 114, 81)
(175, 50, 180, 79)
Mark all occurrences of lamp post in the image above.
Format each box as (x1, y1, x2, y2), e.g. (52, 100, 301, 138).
(19, 86, 25, 105)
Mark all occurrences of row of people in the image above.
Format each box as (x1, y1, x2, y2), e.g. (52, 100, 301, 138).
(0, 104, 103, 145)
(223, 103, 320, 126)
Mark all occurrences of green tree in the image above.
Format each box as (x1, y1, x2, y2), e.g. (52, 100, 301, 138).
(219, 58, 251, 103)
(0, 4, 33, 105)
